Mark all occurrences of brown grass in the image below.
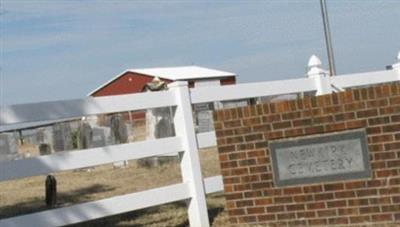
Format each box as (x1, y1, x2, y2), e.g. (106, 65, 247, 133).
(0, 147, 228, 226)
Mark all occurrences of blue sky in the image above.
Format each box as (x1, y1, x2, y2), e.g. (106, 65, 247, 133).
(1, 1, 399, 105)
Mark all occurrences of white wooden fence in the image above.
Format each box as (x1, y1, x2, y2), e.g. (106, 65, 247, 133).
(0, 53, 399, 227)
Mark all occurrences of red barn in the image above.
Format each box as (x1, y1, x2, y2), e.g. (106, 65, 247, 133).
(88, 66, 236, 97)
(88, 66, 237, 134)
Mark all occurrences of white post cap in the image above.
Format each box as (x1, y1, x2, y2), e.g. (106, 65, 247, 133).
(308, 55, 322, 68)
(392, 50, 400, 70)
(307, 54, 326, 78)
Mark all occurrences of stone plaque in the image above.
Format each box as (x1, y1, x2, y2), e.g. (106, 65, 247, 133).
(270, 130, 371, 187)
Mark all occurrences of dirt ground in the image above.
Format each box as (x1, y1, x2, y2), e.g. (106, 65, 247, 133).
(0, 147, 228, 226)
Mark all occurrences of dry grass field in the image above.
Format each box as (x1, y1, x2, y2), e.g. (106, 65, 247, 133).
(0, 148, 229, 226)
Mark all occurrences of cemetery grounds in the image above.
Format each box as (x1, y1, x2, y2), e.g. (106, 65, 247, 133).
(0, 132, 229, 226)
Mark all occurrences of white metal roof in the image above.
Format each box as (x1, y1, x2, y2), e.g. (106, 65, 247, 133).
(88, 66, 236, 96)
(131, 66, 235, 81)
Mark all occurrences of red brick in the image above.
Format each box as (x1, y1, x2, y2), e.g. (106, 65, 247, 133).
(238, 215, 257, 223)
(347, 199, 368, 206)
(356, 109, 378, 118)
(308, 218, 327, 225)
(314, 192, 334, 201)
(266, 205, 284, 213)
(303, 185, 323, 193)
(338, 207, 358, 215)
(286, 204, 305, 211)
(283, 187, 302, 194)
(384, 142, 400, 150)
(356, 189, 378, 197)
(359, 206, 380, 214)
(236, 200, 254, 207)
(327, 200, 346, 208)
(293, 194, 313, 203)
(272, 121, 292, 130)
(335, 190, 356, 199)
(324, 183, 344, 191)
(325, 122, 346, 132)
(349, 215, 370, 223)
(258, 214, 276, 222)
(274, 196, 293, 204)
(277, 212, 296, 220)
(328, 217, 348, 225)
(247, 207, 265, 214)
(296, 211, 316, 219)
(307, 202, 325, 210)
(254, 198, 272, 206)
(317, 209, 336, 217)
(371, 213, 393, 222)
(345, 181, 366, 189)
(368, 116, 390, 126)
(228, 208, 245, 216)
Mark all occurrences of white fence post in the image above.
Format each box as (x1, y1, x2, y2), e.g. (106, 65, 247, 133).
(307, 55, 333, 95)
(169, 81, 210, 227)
(393, 51, 400, 79)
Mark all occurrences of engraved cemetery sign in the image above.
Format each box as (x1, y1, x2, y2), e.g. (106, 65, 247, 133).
(270, 130, 371, 187)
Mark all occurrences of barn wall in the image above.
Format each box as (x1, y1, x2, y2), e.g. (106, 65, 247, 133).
(91, 72, 172, 97)
(221, 76, 236, 86)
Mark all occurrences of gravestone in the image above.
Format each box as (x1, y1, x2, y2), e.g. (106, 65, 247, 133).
(39, 143, 52, 156)
(140, 78, 176, 167)
(52, 123, 73, 152)
(109, 114, 128, 145)
(109, 114, 129, 168)
(77, 121, 92, 149)
(0, 133, 20, 162)
(194, 103, 214, 133)
(36, 127, 53, 147)
(91, 127, 108, 148)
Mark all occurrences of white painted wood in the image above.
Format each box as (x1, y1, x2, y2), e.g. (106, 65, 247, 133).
(197, 131, 217, 149)
(204, 175, 223, 194)
(190, 77, 316, 104)
(331, 70, 399, 88)
(170, 81, 210, 227)
(0, 90, 176, 126)
(392, 51, 400, 73)
(0, 183, 190, 227)
(0, 137, 182, 181)
(307, 55, 332, 95)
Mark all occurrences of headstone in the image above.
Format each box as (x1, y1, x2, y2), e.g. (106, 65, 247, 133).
(91, 127, 108, 148)
(39, 143, 52, 156)
(270, 130, 371, 187)
(194, 103, 214, 133)
(0, 133, 20, 162)
(110, 114, 128, 145)
(146, 107, 175, 139)
(77, 121, 92, 149)
(52, 123, 73, 152)
(140, 78, 176, 167)
(36, 127, 53, 146)
(109, 114, 129, 167)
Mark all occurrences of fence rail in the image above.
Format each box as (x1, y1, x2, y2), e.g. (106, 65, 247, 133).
(0, 137, 182, 181)
(0, 53, 399, 227)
